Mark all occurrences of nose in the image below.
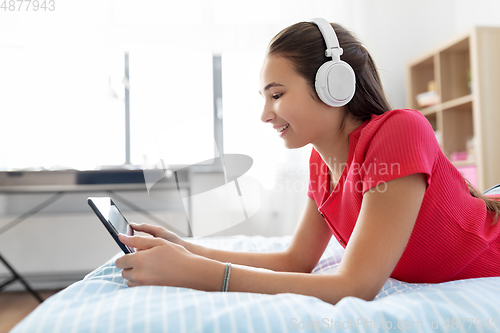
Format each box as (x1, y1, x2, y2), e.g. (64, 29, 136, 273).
(260, 101, 275, 123)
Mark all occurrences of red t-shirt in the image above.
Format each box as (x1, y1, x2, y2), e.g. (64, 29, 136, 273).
(308, 109, 500, 283)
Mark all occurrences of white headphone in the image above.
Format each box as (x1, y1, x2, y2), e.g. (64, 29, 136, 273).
(310, 18, 356, 107)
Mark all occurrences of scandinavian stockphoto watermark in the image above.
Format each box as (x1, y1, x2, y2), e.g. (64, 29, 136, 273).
(274, 157, 402, 195)
(289, 317, 499, 330)
(142, 140, 403, 236)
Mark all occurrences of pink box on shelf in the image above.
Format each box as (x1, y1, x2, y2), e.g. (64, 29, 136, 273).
(456, 165, 478, 188)
(451, 151, 468, 161)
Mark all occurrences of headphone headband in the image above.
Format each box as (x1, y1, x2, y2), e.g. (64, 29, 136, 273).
(310, 18, 343, 61)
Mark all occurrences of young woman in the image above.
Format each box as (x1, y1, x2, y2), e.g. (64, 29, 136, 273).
(115, 19, 500, 305)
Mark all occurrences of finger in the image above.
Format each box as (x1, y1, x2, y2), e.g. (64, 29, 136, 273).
(126, 224, 135, 237)
(115, 255, 133, 270)
(118, 234, 164, 250)
(121, 268, 139, 287)
(129, 222, 142, 230)
(129, 223, 165, 237)
(127, 279, 141, 287)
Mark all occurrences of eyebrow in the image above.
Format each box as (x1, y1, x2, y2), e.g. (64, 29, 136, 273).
(259, 82, 284, 95)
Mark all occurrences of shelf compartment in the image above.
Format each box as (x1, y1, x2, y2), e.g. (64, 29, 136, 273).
(441, 100, 474, 159)
(409, 55, 437, 110)
(424, 112, 438, 131)
(439, 37, 471, 103)
(422, 111, 444, 148)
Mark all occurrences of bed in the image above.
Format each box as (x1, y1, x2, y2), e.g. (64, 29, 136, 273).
(11, 235, 500, 332)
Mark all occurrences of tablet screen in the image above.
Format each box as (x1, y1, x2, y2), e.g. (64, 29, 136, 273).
(90, 197, 131, 235)
(88, 197, 135, 254)
(108, 204, 128, 234)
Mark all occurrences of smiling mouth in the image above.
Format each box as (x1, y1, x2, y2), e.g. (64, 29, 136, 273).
(277, 124, 290, 133)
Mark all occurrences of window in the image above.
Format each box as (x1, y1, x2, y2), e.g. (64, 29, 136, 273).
(0, 46, 216, 171)
(129, 47, 214, 167)
(0, 47, 125, 171)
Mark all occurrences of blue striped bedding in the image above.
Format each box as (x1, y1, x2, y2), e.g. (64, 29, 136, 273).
(12, 235, 500, 332)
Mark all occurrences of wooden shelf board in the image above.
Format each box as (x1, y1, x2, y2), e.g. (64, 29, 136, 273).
(408, 53, 435, 68)
(452, 160, 476, 167)
(418, 104, 440, 116)
(441, 94, 473, 110)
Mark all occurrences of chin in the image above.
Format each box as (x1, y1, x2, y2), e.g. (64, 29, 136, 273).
(283, 140, 307, 149)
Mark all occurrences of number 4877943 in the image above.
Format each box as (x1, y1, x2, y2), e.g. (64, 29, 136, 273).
(1, 0, 55, 11)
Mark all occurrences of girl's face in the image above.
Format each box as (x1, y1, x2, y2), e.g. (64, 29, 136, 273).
(259, 55, 343, 149)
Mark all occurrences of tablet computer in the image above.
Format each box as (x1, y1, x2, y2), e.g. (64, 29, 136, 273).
(87, 197, 135, 254)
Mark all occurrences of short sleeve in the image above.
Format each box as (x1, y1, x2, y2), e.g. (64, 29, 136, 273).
(359, 110, 438, 194)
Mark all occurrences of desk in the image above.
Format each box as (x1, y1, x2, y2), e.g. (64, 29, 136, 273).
(0, 169, 191, 302)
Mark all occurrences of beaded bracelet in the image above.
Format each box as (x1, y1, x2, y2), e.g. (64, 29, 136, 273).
(222, 262, 232, 292)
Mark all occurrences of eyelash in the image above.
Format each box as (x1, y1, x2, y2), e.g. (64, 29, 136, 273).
(272, 93, 283, 100)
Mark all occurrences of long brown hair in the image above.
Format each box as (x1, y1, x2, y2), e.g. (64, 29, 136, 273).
(467, 180, 500, 224)
(268, 21, 500, 224)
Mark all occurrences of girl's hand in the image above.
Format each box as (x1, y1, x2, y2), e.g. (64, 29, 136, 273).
(129, 223, 186, 247)
(115, 234, 223, 289)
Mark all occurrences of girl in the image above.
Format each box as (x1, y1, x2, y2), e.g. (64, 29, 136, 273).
(115, 19, 500, 305)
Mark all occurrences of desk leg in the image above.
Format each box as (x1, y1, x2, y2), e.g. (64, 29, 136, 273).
(0, 253, 44, 303)
(0, 192, 64, 303)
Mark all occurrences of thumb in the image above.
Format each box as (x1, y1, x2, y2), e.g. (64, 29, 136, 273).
(118, 234, 163, 250)
(130, 223, 165, 237)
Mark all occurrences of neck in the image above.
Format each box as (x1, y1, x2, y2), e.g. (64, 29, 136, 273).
(314, 116, 363, 182)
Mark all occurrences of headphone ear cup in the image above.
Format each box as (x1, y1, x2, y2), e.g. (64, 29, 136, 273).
(315, 60, 356, 107)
